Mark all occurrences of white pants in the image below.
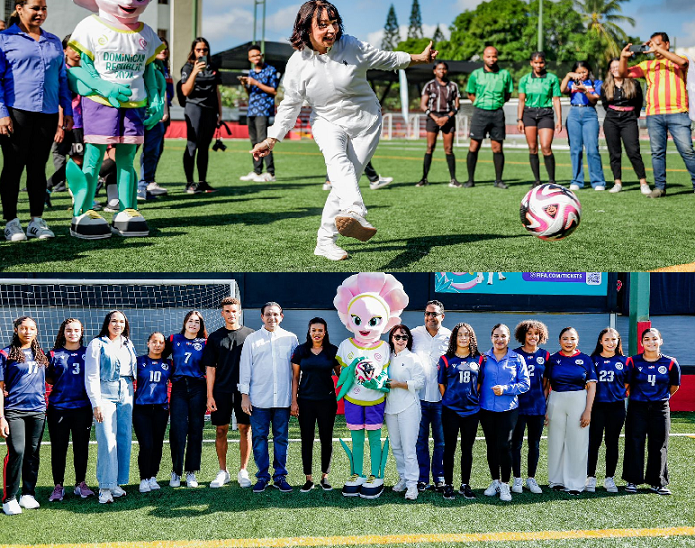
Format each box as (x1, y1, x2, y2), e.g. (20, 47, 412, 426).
(311, 117, 381, 244)
(547, 390, 589, 491)
(385, 402, 421, 489)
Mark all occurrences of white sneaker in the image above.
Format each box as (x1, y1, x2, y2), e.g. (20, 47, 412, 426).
(253, 172, 275, 182)
(210, 469, 231, 488)
(139, 479, 151, 493)
(103, 198, 120, 212)
(4, 218, 26, 242)
(404, 485, 418, 500)
(484, 479, 500, 496)
(146, 181, 168, 196)
(148, 477, 160, 491)
(186, 473, 199, 488)
(392, 478, 407, 493)
(18, 494, 40, 509)
(585, 476, 597, 492)
(240, 171, 259, 181)
(594, 185, 605, 191)
(604, 477, 618, 493)
(369, 176, 393, 190)
(111, 485, 126, 498)
(569, 184, 581, 191)
(98, 489, 113, 504)
(322, 181, 332, 190)
(2, 498, 22, 515)
(640, 184, 652, 195)
(314, 242, 348, 261)
(511, 477, 523, 494)
(526, 477, 543, 494)
(26, 217, 55, 239)
(609, 183, 622, 193)
(499, 482, 512, 502)
(170, 473, 181, 487)
(335, 211, 377, 242)
(237, 469, 252, 488)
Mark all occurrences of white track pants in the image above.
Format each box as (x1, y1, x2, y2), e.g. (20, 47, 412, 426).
(385, 403, 421, 489)
(546, 390, 589, 491)
(311, 117, 381, 244)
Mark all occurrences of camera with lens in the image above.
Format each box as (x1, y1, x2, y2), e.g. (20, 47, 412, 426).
(212, 139, 227, 152)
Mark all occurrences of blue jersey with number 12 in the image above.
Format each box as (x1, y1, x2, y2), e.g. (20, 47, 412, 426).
(135, 355, 173, 407)
(48, 346, 90, 410)
(169, 334, 206, 380)
(514, 347, 549, 415)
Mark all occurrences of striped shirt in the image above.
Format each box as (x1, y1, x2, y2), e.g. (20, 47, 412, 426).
(628, 57, 689, 116)
(422, 79, 460, 113)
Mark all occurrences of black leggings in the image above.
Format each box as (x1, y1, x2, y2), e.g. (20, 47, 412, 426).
(603, 112, 646, 180)
(0, 108, 58, 220)
(511, 414, 544, 478)
(3, 410, 46, 503)
(297, 398, 337, 476)
(622, 400, 670, 487)
(480, 408, 518, 483)
(169, 377, 207, 475)
(133, 404, 169, 480)
(183, 105, 217, 183)
(588, 401, 626, 478)
(46, 405, 93, 486)
(442, 406, 479, 486)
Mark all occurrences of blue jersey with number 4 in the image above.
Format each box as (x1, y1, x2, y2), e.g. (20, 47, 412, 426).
(592, 355, 628, 403)
(135, 355, 173, 407)
(626, 354, 680, 402)
(169, 334, 206, 380)
(0, 347, 46, 413)
(437, 354, 480, 417)
(514, 347, 549, 415)
(48, 346, 90, 410)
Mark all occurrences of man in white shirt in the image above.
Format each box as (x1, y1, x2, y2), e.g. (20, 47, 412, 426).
(239, 302, 298, 493)
(411, 300, 451, 491)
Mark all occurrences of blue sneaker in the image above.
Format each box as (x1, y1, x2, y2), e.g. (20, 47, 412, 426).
(253, 480, 268, 493)
(273, 478, 292, 493)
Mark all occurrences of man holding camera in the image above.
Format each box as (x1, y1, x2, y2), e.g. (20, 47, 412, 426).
(239, 44, 278, 183)
(619, 32, 695, 198)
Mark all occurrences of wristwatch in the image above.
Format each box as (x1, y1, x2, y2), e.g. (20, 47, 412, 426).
(425, 109, 431, 116)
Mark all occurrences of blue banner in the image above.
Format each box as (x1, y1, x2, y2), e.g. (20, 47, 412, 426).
(435, 272, 607, 296)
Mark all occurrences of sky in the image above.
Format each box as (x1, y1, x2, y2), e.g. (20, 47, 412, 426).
(202, 0, 695, 55)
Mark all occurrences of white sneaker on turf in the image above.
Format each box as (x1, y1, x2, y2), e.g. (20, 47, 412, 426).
(585, 476, 597, 492)
(604, 477, 618, 493)
(211, 469, 231, 488)
(392, 478, 407, 493)
(569, 184, 581, 191)
(4, 218, 26, 242)
(499, 482, 512, 502)
(146, 181, 168, 196)
(405, 486, 418, 500)
(322, 181, 332, 190)
(2, 499, 22, 515)
(18, 495, 40, 509)
(148, 477, 160, 490)
(240, 171, 259, 181)
(139, 479, 151, 493)
(609, 183, 622, 193)
(186, 473, 199, 488)
(594, 185, 605, 191)
(511, 477, 523, 494)
(640, 184, 651, 195)
(26, 218, 54, 239)
(369, 176, 393, 190)
(253, 172, 276, 182)
(484, 479, 500, 496)
(98, 489, 113, 504)
(237, 469, 252, 488)
(314, 242, 348, 261)
(335, 211, 377, 242)
(526, 478, 543, 494)
(170, 473, 181, 487)
(112, 485, 126, 498)
(103, 198, 120, 212)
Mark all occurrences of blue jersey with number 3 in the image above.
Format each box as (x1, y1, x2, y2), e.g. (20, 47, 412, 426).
(514, 347, 549, 415)
(169, 334, 206, 380)
(626, 354, 680, 402)
(48, 346, 90, 410)
(135, 355, 173, 407)
(592, 355, 628, 403)
(437, 354, 480, 417)
(0, 346, 46, 413)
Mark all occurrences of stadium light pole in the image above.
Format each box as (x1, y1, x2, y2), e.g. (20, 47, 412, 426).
(537, 0, 543, 52)
(628, 272, 651, 356)
(253, 0, 267, 55)
(193, 0, 199, 42)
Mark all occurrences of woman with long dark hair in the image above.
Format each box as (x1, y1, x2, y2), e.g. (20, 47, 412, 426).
(0, 317, 49, 515)
(291, 317, 339, 492)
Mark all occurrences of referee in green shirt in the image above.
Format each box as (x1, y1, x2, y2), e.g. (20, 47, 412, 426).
(516, 52, 563, 187)
(465, 46, 513, 189)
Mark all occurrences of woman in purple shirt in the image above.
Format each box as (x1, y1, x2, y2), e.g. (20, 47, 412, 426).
(0, 0, 73, 241)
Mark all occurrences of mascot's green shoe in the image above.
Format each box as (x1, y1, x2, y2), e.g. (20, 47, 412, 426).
(71, 209, 111, 240)
(111, 208, 150, 237)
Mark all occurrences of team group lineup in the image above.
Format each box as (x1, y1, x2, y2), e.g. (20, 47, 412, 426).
(0, 275, 682, 516)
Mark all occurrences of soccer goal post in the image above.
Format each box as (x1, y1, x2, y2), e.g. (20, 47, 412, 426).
(0, 277, 239, 352)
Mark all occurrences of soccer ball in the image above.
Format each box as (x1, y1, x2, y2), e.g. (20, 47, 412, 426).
(355, 360, 375, 383)
(520, 184, 581, 241)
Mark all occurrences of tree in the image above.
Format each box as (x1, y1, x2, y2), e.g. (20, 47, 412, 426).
(574, 0, 636, 64)
(408, 0, 423, 40)
(432, 25, 445, 47)
(381, 4, 400, 51)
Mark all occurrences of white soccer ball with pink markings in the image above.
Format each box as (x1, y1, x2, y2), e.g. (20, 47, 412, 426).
(520, 183, 581, 241)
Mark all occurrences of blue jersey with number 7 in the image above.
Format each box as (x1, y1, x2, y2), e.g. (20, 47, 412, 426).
(169, 334, 207, 380)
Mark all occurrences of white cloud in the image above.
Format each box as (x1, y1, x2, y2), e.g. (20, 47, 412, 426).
(203, 8, 254, 44)
(677, 20, 695, 49)
(265, 3, 303, 33)
(457, 0, 485, 11)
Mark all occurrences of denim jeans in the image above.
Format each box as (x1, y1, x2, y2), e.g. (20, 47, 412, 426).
(94, 377, 133, 489)
(646, 112, 695, 190)
(138, 121, 167, 191)
(566, 107, 605, 188)
(416, 400, 445, 484)
(169, 377, 207, 475)
(249, 407, 290, 483)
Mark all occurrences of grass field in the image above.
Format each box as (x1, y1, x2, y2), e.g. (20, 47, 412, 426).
(1, 138, 695, 272)
(1, 412, 693, 547)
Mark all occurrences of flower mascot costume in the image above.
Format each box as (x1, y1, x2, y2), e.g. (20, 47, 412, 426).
(334, 273, 409, 498)
(65, 0, 165, 239)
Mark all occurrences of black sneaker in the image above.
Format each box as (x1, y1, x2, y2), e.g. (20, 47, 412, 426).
(494, 180, 509, 189)
(448, 179, 462, 188)
(319, 478, 333, 491)
(300, 480, 314, 493)
(625, 483, 637, 493)
(649, 485, 672, 495)
(568, 490, 581, 496)
(196, 181, 217, 193)
(459, 484, 476, 499)
(186, 183, 201, 194)
(434, 481, 446, 492)
(442, 485, 455, 500)
(415, 178, 428, 187)
(463, 180, 475, 188)
(417, 481, 428, 492)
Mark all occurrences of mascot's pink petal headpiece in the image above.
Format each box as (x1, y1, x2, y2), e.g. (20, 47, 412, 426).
(334, 273, 409, 333)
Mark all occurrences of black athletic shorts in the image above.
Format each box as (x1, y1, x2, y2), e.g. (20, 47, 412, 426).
(469, 107, 506, 141)
(522, 107, 555, 129)
(210, 390, 250, 426)
(426, 112, 456, 135)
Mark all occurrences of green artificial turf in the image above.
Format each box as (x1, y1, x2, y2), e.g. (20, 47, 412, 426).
(1, 139, 694, 272)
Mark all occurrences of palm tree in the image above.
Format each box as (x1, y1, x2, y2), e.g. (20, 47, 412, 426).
(575, 0, 635, 62)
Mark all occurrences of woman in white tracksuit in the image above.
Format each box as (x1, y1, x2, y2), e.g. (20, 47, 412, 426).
(251, 0, 437, 261)
(385, 324, 425, 501)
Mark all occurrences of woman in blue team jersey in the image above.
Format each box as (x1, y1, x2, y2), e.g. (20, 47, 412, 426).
(0, 317, 49, 515)
(166, 310, 208, 488)
(622, 328, 680, 495)
(46, 318, 95, 502)
(545, 327, 597, 495)
(479, 324, 530, 503)
(586, 327, 628, 493)
(134, 332, 173, 493)
(437, 322, 481, 501)
(511, 320, 550, 495)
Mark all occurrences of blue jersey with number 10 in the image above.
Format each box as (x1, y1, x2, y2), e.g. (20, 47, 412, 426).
(135, 355, 173, 407)
(48, 346, 90, 410)
(169, 334, 206, 380)
(514, 347, 549, 415)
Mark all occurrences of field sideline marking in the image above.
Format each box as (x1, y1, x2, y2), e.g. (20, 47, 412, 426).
(6, 526, 695, 548)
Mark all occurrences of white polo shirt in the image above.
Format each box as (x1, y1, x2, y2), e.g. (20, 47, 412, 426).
(411, 325, 451, 403)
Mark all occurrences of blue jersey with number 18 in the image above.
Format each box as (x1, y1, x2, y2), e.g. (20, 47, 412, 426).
(169, 334, 206, 380)
(437, 354, 480, 417)
(135, 355, 173, 407)
(48, 346, 90, 410)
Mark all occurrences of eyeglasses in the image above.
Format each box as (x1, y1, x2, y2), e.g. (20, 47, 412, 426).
(424, 312, 441, 317)
(393, 335, 409, 341)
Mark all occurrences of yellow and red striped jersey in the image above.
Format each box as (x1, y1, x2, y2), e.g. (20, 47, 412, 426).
(628, 57, 689, 116)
